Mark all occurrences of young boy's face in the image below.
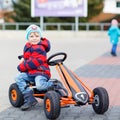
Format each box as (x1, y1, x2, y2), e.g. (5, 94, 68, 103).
(28, 32, 40, 44)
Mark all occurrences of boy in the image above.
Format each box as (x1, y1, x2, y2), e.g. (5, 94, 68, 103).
(108, 19, 120, 56)
(15, 24, 53, 110)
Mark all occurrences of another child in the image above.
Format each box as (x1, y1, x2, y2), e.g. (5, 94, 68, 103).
(108, 19, 120, 56)
(15, 24, 53, 110)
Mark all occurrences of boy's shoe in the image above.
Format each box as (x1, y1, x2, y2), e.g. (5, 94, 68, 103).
(111, 52, 117, 56)
(53, 79, 64, 89)
(49, 79, 63, 89)
(48, 81, 62, 90)
(20, 91, 37, 111)
(48, 79, 68, 96)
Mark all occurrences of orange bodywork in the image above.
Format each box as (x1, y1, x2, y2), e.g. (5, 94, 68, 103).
(33, 62, 94, 106)
(34, 94, 45, 97)
(60, 97, 76, 107)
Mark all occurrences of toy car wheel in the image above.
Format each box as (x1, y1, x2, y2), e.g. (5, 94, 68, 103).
(92, 87, 109, 114)
(44, 90, 61, 119)
(9, 83, 24, 107)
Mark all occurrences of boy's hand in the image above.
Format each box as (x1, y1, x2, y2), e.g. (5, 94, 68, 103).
(20, 58, 24, 63)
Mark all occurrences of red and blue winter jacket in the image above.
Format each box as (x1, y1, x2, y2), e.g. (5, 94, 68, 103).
(17, 38, 51, 79)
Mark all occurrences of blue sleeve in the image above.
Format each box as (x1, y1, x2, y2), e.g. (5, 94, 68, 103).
(117, 28, 120, 36)
(108, 27, 111, 36)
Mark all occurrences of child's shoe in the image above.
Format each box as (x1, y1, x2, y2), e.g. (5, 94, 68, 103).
(20, 90, 37, 111)
(111, 52, 117, 56)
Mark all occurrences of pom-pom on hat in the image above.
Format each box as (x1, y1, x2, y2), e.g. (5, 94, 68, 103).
(111, 19, 118, 26)
(26, 24, 42, 40)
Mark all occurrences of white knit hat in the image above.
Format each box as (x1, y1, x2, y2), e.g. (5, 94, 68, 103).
(26, 24, 42, 40)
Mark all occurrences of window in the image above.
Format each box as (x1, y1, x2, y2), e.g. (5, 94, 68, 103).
(116, 1, 120, 7)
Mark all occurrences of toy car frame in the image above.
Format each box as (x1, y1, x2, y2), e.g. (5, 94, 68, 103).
(9, 52, 109, 119)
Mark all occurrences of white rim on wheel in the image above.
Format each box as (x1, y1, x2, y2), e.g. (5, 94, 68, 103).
(94, 95, 100, 106)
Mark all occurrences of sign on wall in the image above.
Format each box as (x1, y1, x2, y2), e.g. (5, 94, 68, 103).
(31, 0, 87, 17)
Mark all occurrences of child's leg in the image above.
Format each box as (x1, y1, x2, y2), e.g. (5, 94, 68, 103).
(35, 75, 53, 91)
(15, 72, 32, 94)
(15, 72, 37, 110)
(111, 44, 117, 56)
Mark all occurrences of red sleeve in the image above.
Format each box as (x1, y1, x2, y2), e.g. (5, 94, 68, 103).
(41, 38, 51, 52)
(17, 61, 28, 72)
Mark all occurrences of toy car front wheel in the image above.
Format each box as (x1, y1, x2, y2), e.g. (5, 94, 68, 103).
(44, 91, 61, 119)
(92, 87, 109, 114)
(9, 83, 24, 107)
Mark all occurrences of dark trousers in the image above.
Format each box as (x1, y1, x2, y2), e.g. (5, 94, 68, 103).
(111, 44, 117, 55)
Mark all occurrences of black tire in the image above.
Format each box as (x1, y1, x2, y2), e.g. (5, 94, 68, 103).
(92, 87, 109, 114)
(44, 91, 61, 119)
(9, 83, 24, 107)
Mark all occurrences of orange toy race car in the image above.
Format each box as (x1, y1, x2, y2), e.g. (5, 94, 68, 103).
(9, 52, 109, 119)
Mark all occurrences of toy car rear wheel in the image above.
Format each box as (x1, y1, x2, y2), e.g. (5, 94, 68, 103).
(9, 83, 24, 107)
(44, 90, 61, 119)
(92, 87, 109, 114)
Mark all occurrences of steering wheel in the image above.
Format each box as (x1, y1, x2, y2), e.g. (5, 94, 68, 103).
(47, 52, 67, 66)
